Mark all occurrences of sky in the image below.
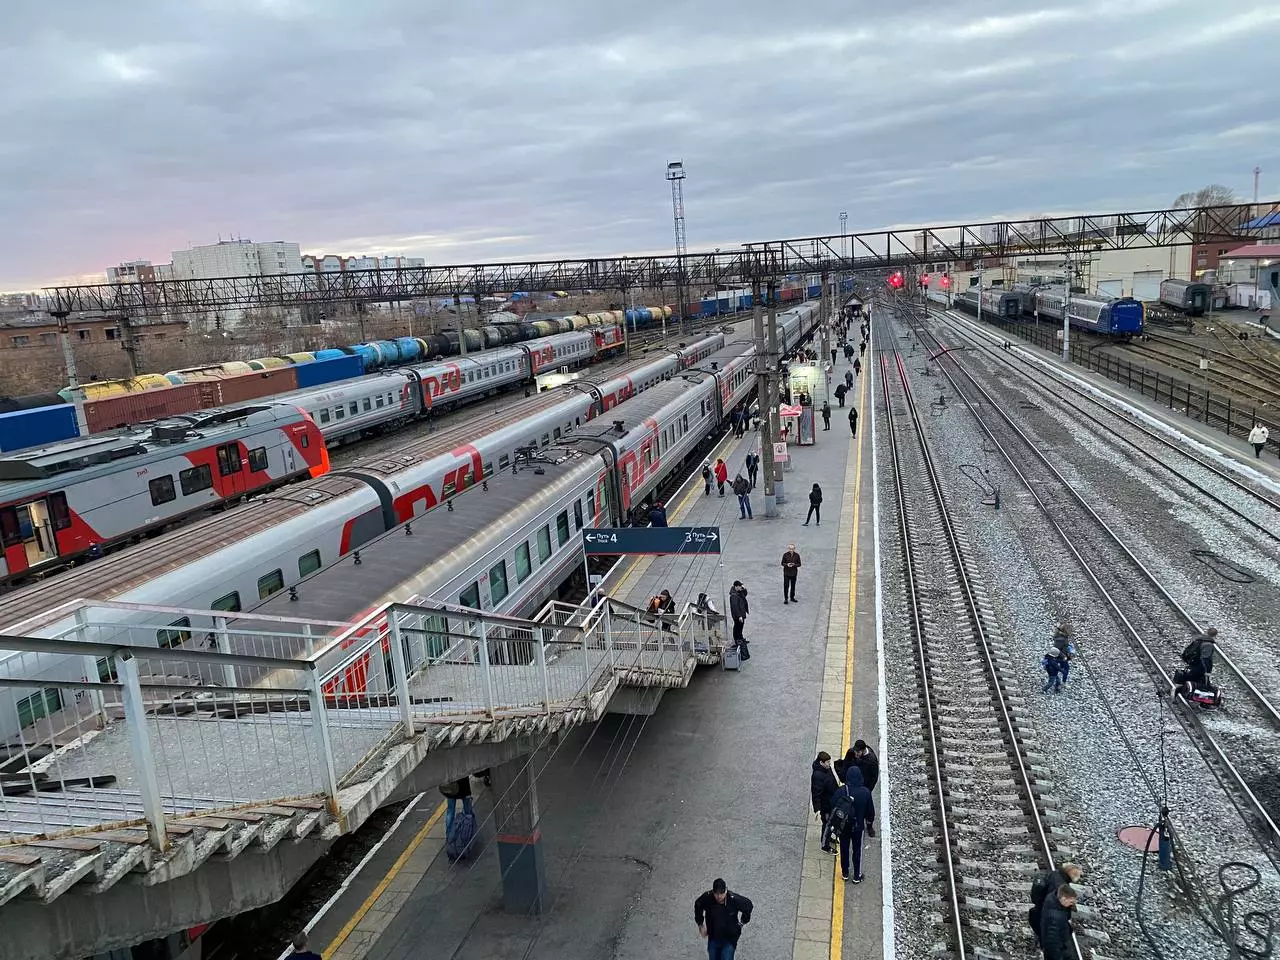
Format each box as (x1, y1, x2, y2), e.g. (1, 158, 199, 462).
(2, 0, 1279, 292)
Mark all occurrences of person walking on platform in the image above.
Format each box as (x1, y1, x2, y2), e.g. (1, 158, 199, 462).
(1027, 863, 1082, 948)
(648, 501, 668, 527)
(844, 342, 854, 362)
(848, 406, 859, 437)
(828, 766, 874, 882)
(782, 544, 801, 603)
(733, 474, 753, 519)
(702, 460, 713, 496)
(714, 458, 728, 497)
(694, 878, 753, 960)
(811, 751, 839, 853)
(830, 346, 838, 365)
(1249, 422, 1269, 458)
(821, 402, 831, 431)
(845, 368, 854, 390)
(745, 451, 759, 489)
(853, 356, 862, 376)
(803, 483, 823, 526)
(860, 340, 867, 357)
(440, 776, 473, 838)
(834, 382, 847, 407)
(729, 581, 749, 646)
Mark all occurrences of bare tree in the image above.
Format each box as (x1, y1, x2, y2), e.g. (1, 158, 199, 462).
(1172, 184, 1237, 208)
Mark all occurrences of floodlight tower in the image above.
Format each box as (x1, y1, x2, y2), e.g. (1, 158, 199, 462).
(667, 161, 689, 331)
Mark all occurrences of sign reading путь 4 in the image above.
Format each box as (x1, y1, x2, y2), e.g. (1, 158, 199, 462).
(581, 527, 722, 556)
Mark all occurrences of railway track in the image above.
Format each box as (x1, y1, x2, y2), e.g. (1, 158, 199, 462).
(905, 306, 1280, 859)
(1118, 336, 1280, 410)
(879, 344, 1081, 959)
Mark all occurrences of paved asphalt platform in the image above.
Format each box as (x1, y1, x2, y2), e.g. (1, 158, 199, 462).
(303, 349, 886, 960)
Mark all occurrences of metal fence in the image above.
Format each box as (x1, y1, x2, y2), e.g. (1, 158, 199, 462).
(987, 318, 1280, 457)
(1, 593, 701, 850)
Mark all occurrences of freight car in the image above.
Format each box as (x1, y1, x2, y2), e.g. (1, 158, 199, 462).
(1158, 279, 1211, 317)
(0, 304, 821, 740)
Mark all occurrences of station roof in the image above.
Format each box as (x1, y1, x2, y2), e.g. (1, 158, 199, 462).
(1221, 244, 1280, 261)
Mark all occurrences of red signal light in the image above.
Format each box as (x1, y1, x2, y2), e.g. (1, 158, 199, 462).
(940, 274, 951, 289)
(921, 274, 931, 286)
(889, 272, 904, 289)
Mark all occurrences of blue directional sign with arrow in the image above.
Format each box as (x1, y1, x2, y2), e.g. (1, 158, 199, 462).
(581, 526, 722, 556)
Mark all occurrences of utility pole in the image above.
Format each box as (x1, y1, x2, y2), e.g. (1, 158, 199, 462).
(839, 211, 848, 263)
(51, 312, 88, 435)
(1061, 259, 1073, 362)
(751, 276, 775, 517)
(975, 263, 983, 328)
(1255, 166, 1261, 204)
(454, 292, 467, 356)
(766, 278, 784, 506)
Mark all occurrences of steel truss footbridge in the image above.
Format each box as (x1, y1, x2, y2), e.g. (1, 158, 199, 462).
(44, 201, 1276, 317)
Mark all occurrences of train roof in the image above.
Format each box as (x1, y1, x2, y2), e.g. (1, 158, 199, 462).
(0, 473, 374, 632)
(0, 404, 295, 484)
(246, 450, 598, 627)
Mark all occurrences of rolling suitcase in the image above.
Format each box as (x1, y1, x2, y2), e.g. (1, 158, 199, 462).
(723, 643, 741, 671)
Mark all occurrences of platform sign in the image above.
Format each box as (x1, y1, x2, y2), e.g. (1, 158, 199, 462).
(773, 442, 789, 462)
(582, 526, 722, 556)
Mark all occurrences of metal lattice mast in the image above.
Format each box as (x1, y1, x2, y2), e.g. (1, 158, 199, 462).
(667, 161, 688, 330)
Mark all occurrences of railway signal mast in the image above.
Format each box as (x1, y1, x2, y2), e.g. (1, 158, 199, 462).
(1062, 259, 1073, 361)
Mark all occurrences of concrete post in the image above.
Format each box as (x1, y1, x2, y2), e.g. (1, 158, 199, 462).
(387, 612, 414, 735)
(752, 277, 776, 518)
(766, 286, 785, 504)
(115, 653, 168, 851)
(490, 756, 547, 914)
(212, 616, 238, 688)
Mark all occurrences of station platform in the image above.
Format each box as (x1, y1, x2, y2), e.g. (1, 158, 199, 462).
(298, 356, 888, 960)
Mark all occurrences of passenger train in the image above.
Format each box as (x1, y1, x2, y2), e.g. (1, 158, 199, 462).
(0, 325, 628, 584)
(0, 303, 822, 741)
(927, 283, 1144, 337)
(1158, 279, 1211, 317)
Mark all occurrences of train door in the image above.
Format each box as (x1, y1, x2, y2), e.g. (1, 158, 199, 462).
(215, 442, 246, 497)
(3, 500, 59, 568)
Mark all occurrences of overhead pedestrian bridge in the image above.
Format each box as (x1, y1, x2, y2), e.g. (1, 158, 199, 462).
(0, 594, 723, 952)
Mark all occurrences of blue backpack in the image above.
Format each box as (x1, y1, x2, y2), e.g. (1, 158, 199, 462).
(446, 809, 477, 862)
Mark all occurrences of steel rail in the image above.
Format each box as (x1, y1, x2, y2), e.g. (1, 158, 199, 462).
(879, 344, 1077, 958)
(905, 310, 1280, 851)
(925, 306, 1280, 731)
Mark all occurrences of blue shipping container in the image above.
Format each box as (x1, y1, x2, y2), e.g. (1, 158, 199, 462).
(0, 404, 79, 453)
(293, 355, 365, 389)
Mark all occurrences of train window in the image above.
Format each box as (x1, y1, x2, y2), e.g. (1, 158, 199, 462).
(335, 406, 345, 420)
(541, 433, 550, 447)
(96, 657, 118, 682)
(489, 560, 509, 604)
(15, 689, 62, 729)
(459, 582, 481, 610)
(216, 444, 241, 476)
(515, 542, 531, 583)
(537, 525, 552, 562)
(211, 591, 241, 613)
(149, 475, 176, 506)
(553, 427, 562, 440)
(376, 396, 385, 408)
(587, 490, 595, 521)
(298, 549, 321, 577)
(498, 454, 511, 470)
(362, 398, 372, 412)
(556, 511, 570, 546)
(247, 447, 269, 472)
(644, 447, 653, 468)
(257, 569, 285, 599)
(48, 492, 71, 531)
(180, 464, 213, 496)
(573, 500, 584, 530)
(0, 507, 19, 547)
(157, 617, 192, 649)
(300, 434, 310, 448)
(442, 478, 456, 497)
(349, 402, 359, 416)
(319, 409, 331, 424)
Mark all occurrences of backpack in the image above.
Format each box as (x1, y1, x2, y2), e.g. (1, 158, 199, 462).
(828, 789, 854, 836)
(1029, 871, 1055, 908)
(446, 808, 477, 862)
(1181, 640, 1200, 665)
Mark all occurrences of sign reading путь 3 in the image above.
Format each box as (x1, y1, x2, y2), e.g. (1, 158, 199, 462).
(581, 527, 722, 556)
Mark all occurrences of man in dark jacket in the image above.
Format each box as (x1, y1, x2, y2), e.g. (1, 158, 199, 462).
(848, 740, 879, 836)
(1038, 884, 1078, 960)
(744, 452, 759, 490)
(848, 406, 859, 436)
(781, 545, 801, 603)
(694, 878, 753, 960)
(830, 766, 874, 882)
(810, 752, 839, 853)
(1175, 627, 1218, 692)
(1028, 863, 1082, 946)
(648, 501, 668, 527)
(729, 582, 749, 646)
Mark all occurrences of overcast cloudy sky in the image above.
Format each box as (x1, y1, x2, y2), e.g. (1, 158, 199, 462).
(2, 0, 1277, 291)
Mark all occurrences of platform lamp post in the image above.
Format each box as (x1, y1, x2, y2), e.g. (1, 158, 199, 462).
(975, 262, 983, 328)
(1061, 259, 1073, 362)
(839, 211, 848, 263)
